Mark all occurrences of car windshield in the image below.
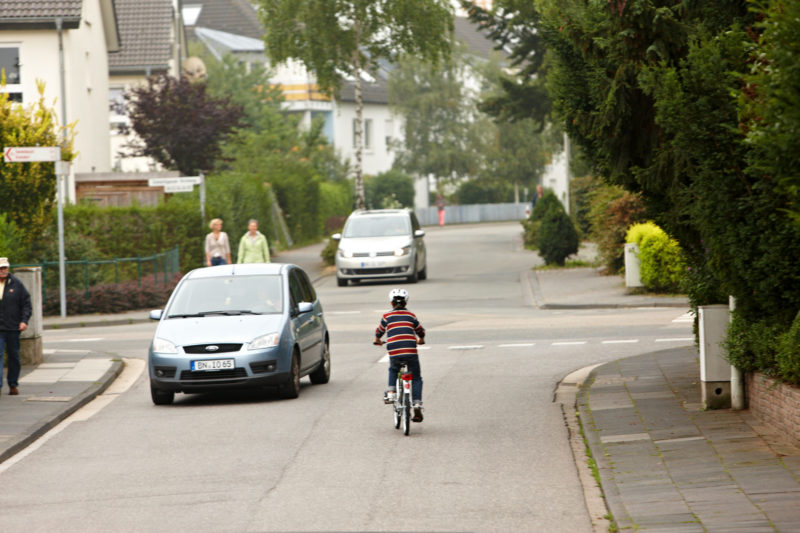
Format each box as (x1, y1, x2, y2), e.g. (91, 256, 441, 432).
(166, 275, 283, 318)
(343, 215, 411, 238)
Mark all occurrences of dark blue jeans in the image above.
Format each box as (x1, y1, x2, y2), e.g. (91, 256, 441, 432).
(210, 256, 227, 266)
(0, 331, 22, 389)
(387, 354, 422, 403)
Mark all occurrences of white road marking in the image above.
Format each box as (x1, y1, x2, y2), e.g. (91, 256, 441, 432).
(329, 311, 361, 315)
(601, 339, 639, 344)
(0, 358, 144, 474)
(448, 345, 484, 350)
(655, 337, 694, 343)
(498, 343, 535, 348)
(672, 312, 695, 323)
(42, 349, 86, 354)
(552, 341, 587, 346)
(64, 337, 102, 342)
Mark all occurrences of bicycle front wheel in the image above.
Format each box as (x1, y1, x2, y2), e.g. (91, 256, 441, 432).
(402, 393, 411, 435)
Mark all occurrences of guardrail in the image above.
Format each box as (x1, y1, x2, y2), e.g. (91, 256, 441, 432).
(11, 247, 180, 304)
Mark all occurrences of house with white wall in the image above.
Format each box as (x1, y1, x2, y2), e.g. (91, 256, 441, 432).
(0, 0, 120, 201)
(108, 0, 184, 173)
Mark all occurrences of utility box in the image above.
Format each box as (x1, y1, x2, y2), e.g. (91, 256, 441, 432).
(699, 304, 731, 409)
(16, 267, 43, 365)
(624, 243, 643, 288)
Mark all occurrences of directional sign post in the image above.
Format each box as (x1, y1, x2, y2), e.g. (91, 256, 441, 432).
(4, 147, 69, 317)
(148, 175, 205, 221)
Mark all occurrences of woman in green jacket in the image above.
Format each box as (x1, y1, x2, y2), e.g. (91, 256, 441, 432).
(237, 219, 270, 263)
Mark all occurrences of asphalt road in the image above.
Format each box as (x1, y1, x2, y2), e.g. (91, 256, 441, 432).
(0, 222, 692, 532)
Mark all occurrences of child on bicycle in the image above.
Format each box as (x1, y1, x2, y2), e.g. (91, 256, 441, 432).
(374, 288, 426, 422)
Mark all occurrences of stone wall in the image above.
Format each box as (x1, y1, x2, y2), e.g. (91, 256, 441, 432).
(746, 372, 800, 447)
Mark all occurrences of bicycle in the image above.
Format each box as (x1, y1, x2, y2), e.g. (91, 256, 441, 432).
(374, 339, 421, 436)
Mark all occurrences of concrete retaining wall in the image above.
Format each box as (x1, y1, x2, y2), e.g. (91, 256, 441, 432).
(746, 372, 800, 446)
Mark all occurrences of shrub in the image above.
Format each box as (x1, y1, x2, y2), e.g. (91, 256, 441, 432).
(365, 170, 415, 208)
(625, 222, 661, 248)
(725, 312, 783, 375)
(321, 238, 338, 266)
(0, 214, 26, 261)
(588, 185, 645, 274)
(776, 310, 800, 383)
(456, 179, 513, 205)
(522, 190, 563, 248)
(569, 175, 599, 238)
(638, 230, 686, 293)
(42, 274, 180, 316)
(537, 209, 579, 266)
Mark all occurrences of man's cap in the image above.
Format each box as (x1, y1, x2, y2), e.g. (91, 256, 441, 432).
(0, 257, 9, 268)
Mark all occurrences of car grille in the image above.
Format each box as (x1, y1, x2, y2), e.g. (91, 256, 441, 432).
(352, 251, 395, 257)
(349, 267, 408, 275)
(180, 368, 248, 380)
(250, 360, 277, 374)
(183, 343, 243, 354)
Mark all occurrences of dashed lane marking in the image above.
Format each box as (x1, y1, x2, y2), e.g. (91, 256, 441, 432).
(552, 341, 588, 346)
(601, 339, 639, 344)
(655, 337, 694, 343)
(498, 343, 536, 348)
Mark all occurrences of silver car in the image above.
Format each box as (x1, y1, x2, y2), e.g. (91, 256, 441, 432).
(147, 263, 330, 405)
(332, 209, 427, 286)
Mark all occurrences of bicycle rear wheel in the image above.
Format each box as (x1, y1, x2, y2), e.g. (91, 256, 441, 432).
(402, 392, 411, 435)
(394, 401, 401, 429)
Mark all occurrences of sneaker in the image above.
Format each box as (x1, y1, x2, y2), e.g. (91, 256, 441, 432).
(413, 403, 424, 422)
(383, 391, 396, 404)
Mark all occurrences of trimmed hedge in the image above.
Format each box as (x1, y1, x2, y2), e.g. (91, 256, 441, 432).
(626, 222, 686, 293)
(43, 274, 180, 316)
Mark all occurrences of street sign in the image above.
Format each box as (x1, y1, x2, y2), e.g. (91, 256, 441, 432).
(147, 176, 202, 187)
(3, 146, 61, 163)
(164, 182, 194, 193)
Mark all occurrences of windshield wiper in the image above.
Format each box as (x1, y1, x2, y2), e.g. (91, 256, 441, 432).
(168, 310, 261, 318)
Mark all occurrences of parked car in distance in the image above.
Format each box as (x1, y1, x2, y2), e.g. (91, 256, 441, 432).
(332, 209, 427, 286)
(147, 263, 330, 405)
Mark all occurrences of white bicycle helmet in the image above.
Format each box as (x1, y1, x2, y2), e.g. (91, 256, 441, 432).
(389, 288, 409, 304)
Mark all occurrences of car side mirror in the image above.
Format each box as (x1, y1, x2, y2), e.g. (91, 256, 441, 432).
(331, 233, 342, 241)
(414, 229, 425, 238)
(297, 301, 314, 314)
(149, 309, 163, 321)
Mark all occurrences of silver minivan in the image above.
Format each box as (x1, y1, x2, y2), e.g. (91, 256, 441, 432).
(332, 209, 427, 286)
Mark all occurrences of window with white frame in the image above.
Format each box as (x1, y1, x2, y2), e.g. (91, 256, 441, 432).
(384, 118, 394, 150)
(352, 118, 373, 150)
(0, 46, 22, 102)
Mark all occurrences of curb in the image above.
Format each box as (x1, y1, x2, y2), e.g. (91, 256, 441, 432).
(0, 359, 124, 464)
(556, 364, 612, 532)
(44, 316, 151, 330)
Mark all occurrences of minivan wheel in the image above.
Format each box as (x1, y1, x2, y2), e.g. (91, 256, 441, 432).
(151, 383, 174, 405)
(309, 340, 331, 384)
(281, 350, 301, 399)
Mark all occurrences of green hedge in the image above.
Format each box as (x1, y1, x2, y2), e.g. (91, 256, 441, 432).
(587, 185, 645, 274)
(537, 209, 579, 266)
(626, 222, 686, 293)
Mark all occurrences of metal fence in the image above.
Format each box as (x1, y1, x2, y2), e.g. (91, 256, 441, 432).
(11, 247, 180, 303)
(416, 202, 530, 226)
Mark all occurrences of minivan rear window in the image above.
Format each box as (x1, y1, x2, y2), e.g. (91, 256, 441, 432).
(343, 215, 411, 238)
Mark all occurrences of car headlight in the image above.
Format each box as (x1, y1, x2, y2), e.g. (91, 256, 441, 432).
(338, 248, 354, 258)
(152, 337, 178, 354)
(394, 246, 411, 257)
(249, 332, 280, 350)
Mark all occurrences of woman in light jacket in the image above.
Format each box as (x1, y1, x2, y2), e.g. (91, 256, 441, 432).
(237, 219, 270, 263)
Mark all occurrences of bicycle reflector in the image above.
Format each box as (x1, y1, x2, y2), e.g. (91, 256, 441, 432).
(401, 373, 414, 381)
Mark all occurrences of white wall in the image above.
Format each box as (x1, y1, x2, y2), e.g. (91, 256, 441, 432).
(333, 100, 402, 177)
(2, 0, 114, 201)
(542, 149, 570, 213)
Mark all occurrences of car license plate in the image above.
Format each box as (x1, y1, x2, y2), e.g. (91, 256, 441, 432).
(360, 261, 381, 268)
(191, 359, 234, 371)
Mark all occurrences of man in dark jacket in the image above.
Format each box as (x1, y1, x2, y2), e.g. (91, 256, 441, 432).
(0, 258, 32, 396)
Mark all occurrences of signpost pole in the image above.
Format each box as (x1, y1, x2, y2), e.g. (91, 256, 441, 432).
(199, 173, 206, 222)
(55, 161, 70, 318)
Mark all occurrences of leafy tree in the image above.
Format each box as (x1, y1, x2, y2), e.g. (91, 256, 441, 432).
(257, 0, 454, 209)
(537, 204, 579, 266)
(0, 81, 76, 256)
(366, 170, 415, 209)
(388, 46, 483, 190)
(123, 74, 244, 175)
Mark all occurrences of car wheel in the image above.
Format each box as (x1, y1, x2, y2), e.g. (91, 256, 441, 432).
(281, 349, 301, 399)
(336, 276, 347, 287)
(150, 383, 174, 405)
(418, 263, 427, 280)
(406, 267, 418, 284)
(309, 340, 331, 384)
